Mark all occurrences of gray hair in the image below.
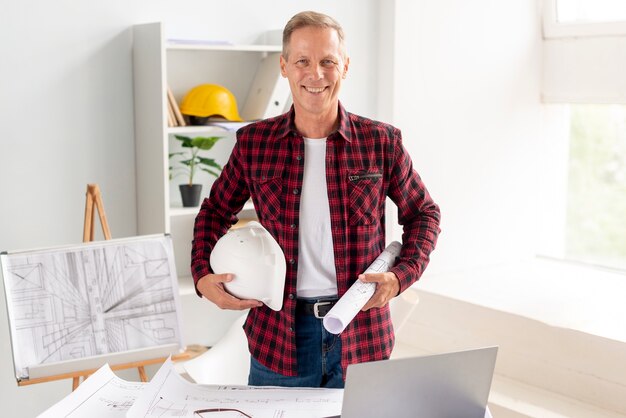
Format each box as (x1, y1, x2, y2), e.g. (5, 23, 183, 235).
(282, 11, 346, 59)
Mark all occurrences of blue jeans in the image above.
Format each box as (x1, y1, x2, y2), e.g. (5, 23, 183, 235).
(248, 309, 344, 388)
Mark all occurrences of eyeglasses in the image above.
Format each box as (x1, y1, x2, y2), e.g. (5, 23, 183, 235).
(193, 408, 253, 417)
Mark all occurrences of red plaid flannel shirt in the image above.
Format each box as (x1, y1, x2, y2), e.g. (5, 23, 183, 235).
(192, 103, 440, 376)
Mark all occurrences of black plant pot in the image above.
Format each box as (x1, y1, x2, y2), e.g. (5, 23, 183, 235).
(179, 184, 203, 207)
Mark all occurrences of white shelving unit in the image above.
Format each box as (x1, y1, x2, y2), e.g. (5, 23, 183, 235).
(132, 22, 281, 345)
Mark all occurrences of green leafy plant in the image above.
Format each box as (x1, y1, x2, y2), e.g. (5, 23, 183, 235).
(169, 135, 224, 186)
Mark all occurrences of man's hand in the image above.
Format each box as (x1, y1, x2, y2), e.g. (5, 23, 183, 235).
(196, 273, 263, 310)
(359, 271, 401, 311)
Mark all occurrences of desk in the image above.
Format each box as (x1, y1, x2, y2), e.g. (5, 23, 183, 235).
(40, 357, 495, 417)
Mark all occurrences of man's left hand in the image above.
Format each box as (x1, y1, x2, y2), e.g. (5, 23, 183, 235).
(359, 272, 400, 311)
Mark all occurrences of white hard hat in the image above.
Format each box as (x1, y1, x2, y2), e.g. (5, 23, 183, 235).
(210, 221, 286, 311)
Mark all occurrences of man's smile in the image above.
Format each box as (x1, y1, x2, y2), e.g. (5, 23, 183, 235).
(304, 86, 327, 94)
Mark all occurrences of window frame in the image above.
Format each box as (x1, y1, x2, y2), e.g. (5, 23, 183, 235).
(543, 0, 626, 38)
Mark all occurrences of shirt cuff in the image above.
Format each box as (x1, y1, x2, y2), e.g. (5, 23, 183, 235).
(389, 264, 416, 294)
(192, 262, 212, 298)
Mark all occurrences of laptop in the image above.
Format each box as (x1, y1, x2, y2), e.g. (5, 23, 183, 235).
(330, 346, 498, 418)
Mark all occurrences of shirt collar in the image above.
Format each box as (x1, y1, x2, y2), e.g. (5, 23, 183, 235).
(276, 102, 353, 143)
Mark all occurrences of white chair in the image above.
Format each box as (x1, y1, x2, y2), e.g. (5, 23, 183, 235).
(183, 312, 250, 385)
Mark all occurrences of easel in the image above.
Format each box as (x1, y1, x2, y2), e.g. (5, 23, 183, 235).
(72, 185, 187, 389)
(77, 184, 146, 389)
(80, 183, 136, 389)
(12, 185, 198, 391)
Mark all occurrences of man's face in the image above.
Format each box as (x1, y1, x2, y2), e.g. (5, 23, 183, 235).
(280, 26, 349, 119)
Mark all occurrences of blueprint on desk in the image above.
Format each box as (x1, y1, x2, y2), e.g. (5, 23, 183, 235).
(0, 235, 184, 381)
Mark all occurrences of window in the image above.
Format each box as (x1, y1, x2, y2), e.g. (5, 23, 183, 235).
(541, 1, 626, 270)
(564, 104, 626, 270)
(556, 0, 626, 23)
(543, 0, 626, 38)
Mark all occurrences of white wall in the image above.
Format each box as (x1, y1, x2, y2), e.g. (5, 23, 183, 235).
(0, 1, 377, 416)
(543, 37, 626, 104)
(386, 0, 546, 273)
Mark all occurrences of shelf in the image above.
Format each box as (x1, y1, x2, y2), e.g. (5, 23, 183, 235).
(169, 200, 256, 218)
(169, 124, 250, 135)
(170, 206, 201, 217)
(168, 126, 228, 135)
(168, 122, 253, 136)
(167, 42, 282, 52)
(135, 22, 269, 347)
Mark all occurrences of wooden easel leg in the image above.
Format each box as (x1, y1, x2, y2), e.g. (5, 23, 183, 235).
(89, 209, 95, 241)
(94, 190, 112, 240)
(137, 366, 148, 382)
(72, 376, 80, 391)
(83, 186, 94, 242)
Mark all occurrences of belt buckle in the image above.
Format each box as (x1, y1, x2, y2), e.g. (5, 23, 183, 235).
(313, 301, 332, 319)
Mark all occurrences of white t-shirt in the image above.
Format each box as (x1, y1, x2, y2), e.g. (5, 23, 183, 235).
(296, 137, 338, 298)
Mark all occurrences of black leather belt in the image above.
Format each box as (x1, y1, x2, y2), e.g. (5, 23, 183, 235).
(296, 299, 338, 318)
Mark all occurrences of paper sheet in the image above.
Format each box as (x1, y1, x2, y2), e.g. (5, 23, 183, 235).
(37, 363, 145, 418)
(128, 358, 343, 418)
(323, 241, 402, 334)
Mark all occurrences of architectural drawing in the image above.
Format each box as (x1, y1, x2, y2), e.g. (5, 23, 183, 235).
(128, 359, 344, 418)
(40, 359, 344, 418)
(38, 362, 146, 418)
(1, 235, 184, 380)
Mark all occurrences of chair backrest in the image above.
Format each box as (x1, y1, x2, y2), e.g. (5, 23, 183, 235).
(183, 313, 250, 385)
(389, 287, 420, 335)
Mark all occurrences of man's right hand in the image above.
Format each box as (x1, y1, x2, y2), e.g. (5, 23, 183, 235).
(196, 273, 263, 310)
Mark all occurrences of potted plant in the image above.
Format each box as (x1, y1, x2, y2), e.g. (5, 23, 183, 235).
(169, 134, 224, 207)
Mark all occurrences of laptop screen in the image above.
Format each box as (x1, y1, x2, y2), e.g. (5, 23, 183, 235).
(337, 346, 498, 418)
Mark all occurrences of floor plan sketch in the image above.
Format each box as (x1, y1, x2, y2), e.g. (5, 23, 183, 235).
(38, 362, 146, 418)
(0, 235, 184, 380)
(128, 358, 344, 418)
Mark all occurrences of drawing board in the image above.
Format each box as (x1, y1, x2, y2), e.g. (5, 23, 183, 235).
(0, 234, 184, 382)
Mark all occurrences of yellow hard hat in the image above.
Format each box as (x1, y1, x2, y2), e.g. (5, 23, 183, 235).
(180, 84, 243, 122)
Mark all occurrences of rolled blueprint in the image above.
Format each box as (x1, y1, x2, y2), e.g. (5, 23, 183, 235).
(323, 241, 402, 334)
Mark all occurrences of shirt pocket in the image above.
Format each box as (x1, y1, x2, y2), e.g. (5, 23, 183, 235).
(348, 170, 383, 225)
(251, 174, 283, 221)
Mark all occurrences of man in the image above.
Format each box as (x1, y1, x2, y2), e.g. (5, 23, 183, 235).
(191, 11, 440, 388)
